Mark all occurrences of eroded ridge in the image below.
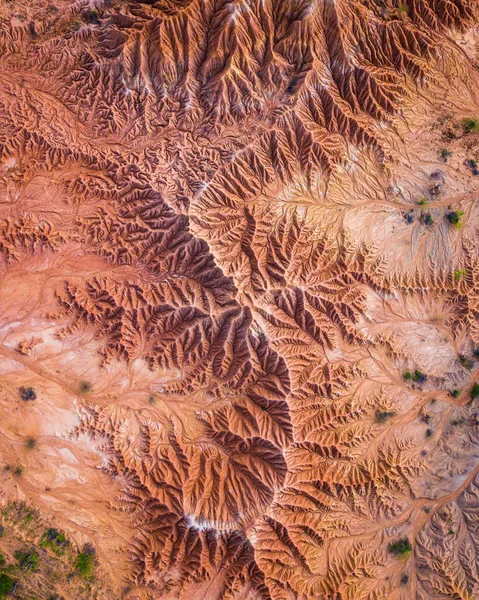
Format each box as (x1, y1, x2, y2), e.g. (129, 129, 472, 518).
(0, 1, 479, 599)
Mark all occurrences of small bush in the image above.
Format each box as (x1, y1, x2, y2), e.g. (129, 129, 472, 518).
(75, 545, 96, 579)
(148, 395, 156, 405)
(412, 370, 426, 383)
(418, 197, 427, 206)
(403, 371, 412, 380)
(397, 1, 408, 13)
(0, 553, 5, 568)
(19, 386, 36, 401)
(0, 573, 16, 598)
(14, 548, 39, 571)
(376, 410, 396, 424)
(424, 213, 434, 226)
(448, 529, 454, 535)
(451, 389, 460, 398)
(447, 210, 464, 229)
(40, 528, 69, 556)
(405, 212, 414, 224)
(24, 509, 33, 523)
(440, 148, 452, 161)
(79, 381, 91, 394)
(426, 428, 433, 437)
(26, 436, 36, 450)
(468, 159, 477, 168)
(388, 538, 412, 558)
(470, 383, 479, 400)
(0, 525, 4, 537)
(463, 118, 479, 132)
(82, 8, 99, 24)
(454, 269, 466, 281)
(459, 355, 473, 369)
(14, 465, 23, 476)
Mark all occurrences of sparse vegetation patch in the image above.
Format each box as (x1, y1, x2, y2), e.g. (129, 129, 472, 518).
(412, 370, 426, 383)
(26, 436, 36, 450)
(79, 381, 91, 394)
(14, 548, 39, 571)
(439, 148, 451, 161)
(75, 545, 96, 579)
(447, 210, 464, 229)
(463, 117, 479, 133)
(375, 410, 396, 424)
(388, 538, 412, 558)
(459, 355, 473, 369)
(0, 573, 16, 598)
(40, 528, 69, 556)
(19, 387, 36, 401)
(470, 383, 479, 400)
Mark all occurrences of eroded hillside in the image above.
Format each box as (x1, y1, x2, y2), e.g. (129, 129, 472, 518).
(0, 1, 479, 599)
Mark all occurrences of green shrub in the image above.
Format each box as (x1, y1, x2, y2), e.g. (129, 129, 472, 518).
(75, 546, 96, 579)
(451, 389, 460, 398)
(40, 528, 69, 556)
(463, 118, 479, 132)
(447, 210, 464, 229)
(24, 509, 33, 523)
(403, 371, 412, 380)
(0, 553, 5, 568)
(412, 370, 426, 383)
(26, 436, 36, 450)
(0, 573, 16, 598)
(418, 197, 427, 206)
(14, 549, 39, 571)
(470, 383, 479, 400)
(454, 269, 466, 281)
(388, 538, 412, 558)
(424, 213, 434, 226)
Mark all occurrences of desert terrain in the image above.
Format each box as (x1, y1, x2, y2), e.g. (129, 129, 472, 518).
(0, 1, 479, 599)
